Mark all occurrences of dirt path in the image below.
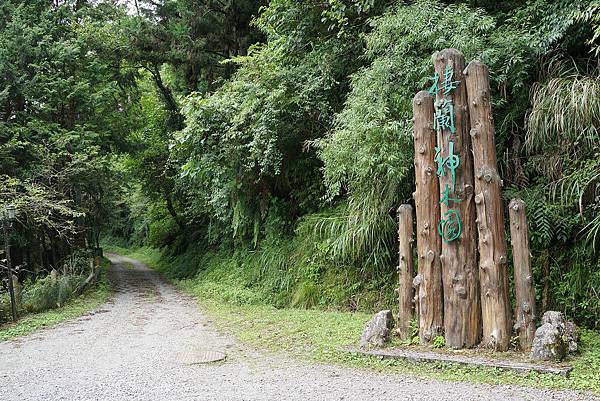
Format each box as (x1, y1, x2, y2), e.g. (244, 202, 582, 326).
(0, 255, 596, 401)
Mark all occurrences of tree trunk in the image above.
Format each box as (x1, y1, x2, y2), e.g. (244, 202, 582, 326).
(465, 60, 511, 351)
(3, 222, 18, 321)
(397, 204, 415, 340)
(509, 198, 536, 351)
(165, 191, 185, 231)
(149, 64, 184, 131)
(40, 231, 48, 272)
(412, 90, 444, 343)
(434, 48, 481, 348)
(49, 233, 57, 270)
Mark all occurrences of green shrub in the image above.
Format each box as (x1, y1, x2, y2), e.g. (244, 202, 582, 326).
(433, 335, 446, 348)
(291, 281, 320, 309)
(1, 271, 91, 325)
(0, 293, 12, 323)
(21, 275, 85, 314)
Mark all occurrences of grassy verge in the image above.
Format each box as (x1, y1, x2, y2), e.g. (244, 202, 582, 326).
(192, 296, 600, 395)
(0, 261, 111, 341)
(104, 244, 163, 269)
(107, 246, 600, 395)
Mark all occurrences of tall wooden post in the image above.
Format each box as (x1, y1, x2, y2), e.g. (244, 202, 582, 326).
(434, 49, 480, 348)
(397, 204, 414, 340)
(509, 198, 536, 351)
(465, 60, 511, 351)
(2, 221, 17, 321)
(412, 90, 443, 343)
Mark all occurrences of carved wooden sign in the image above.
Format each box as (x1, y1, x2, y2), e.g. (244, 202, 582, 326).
(399, 48, 535, 352)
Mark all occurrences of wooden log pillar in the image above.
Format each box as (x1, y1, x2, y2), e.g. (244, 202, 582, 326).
(397, 204, 414, 340)
(465, 60, 511, 351)
(12, 274, 22, 308)
(412, 90, 444, 343)
(434, 49, 481, 348)
(509, 198, 536, 351)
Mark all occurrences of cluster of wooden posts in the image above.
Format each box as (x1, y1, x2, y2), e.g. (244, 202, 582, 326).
(396, 49, 536, 351)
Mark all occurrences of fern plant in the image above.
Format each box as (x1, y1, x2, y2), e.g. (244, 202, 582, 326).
(525, 59, 600, 251)
(432, 335, 445, 349)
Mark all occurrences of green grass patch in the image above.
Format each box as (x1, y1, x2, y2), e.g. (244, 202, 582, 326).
(0, 264, 111, 341)
(192, 293, 600, 395)
(103, 244, 163, 269)
(104, 242, 395, 312)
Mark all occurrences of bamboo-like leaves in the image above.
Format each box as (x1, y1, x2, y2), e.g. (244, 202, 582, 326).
(526, 61, 600, 250)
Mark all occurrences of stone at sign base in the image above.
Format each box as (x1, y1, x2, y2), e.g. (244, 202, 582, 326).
(531, 311, 578, 361)
(360, 310, 393, 349)
(564, 321, 579, 353)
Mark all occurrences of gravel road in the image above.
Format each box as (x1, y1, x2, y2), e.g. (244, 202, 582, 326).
(0, 254, 597, 401)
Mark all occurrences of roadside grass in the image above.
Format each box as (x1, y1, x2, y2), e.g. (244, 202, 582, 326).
(108, 246, 600, 395)
(0, 262, 111, 341)
(104, 245, 163, 271)
(190, 293, 600, 395)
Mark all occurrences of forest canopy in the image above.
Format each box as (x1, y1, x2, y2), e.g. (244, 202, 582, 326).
(1, 0, 600, 328)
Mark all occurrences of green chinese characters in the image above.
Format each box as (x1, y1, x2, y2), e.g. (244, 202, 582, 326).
(429, 65, 462, 243)
(428, 65, 460, 96)
(434, 141, 460, 191)
(439, 209, 462, 243)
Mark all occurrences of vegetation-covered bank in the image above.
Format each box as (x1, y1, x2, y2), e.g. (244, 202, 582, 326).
(106, 246, 600, 395)
(198, 302, 600, 395)
(3, 0, 600, 362)
(0, 258, 111, 341)
(100, 0, 600, 332)
(103, 241, 395, 312)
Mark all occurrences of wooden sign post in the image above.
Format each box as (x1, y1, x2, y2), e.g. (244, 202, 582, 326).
(465, 61, 511, 351)
(432, 49, 480, 348)
(397, 204, 415, 340)
(509, 198, 536, 351)
(412, 91, 443, 343)
(404, 48, 532, 351)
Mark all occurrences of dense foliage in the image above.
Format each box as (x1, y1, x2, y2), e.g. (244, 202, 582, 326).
(0, 0, 139, 321)
(1, 0, 599, 329)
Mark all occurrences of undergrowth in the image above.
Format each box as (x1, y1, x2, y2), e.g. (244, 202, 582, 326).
(103, 239, 396, 313)
(0, 259, 111, 341)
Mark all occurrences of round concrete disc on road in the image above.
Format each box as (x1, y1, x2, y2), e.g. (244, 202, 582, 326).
(177, 350, 227, 365)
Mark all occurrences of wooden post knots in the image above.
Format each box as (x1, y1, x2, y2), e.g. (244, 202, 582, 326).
(397, 49, 535, 352)
(397, 204, 414, 340)
(411, 90, 443, 343)
(509, 198, 536, 351)
(465, 59, 511, 351)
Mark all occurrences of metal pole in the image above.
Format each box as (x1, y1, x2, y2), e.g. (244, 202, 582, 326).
(2, 220, 17, 321)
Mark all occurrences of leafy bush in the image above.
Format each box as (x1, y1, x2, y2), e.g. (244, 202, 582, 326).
(0, 273, 89, 326)
(316, 0, 534, 275)
(433, 335, 446, 348)
(21, 275, 86, 314)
